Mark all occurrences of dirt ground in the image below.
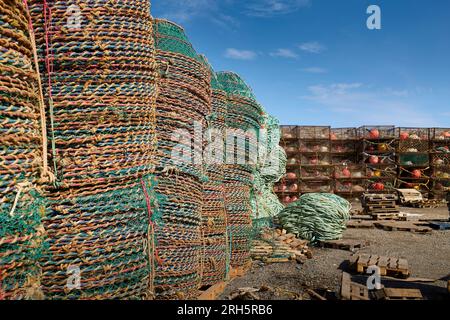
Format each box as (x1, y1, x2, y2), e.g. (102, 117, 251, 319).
(220, 206, 450, 300)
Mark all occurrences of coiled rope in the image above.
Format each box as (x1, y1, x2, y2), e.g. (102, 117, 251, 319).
(278, 193, 351, 242)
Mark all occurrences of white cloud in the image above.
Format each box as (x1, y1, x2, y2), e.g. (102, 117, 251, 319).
(270, 48, 299, 59)
(301, 83, 439, 126)
(299, 41, 326, 54)
(155, 0, 238, 28)
(225, 48, 257, 60)
(385, 88, 409, 97)
(246, 0, 311, 17)
(302, 67, 328, 74)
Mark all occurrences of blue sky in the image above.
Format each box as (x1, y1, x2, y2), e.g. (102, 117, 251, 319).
(152, 0, 450, 127)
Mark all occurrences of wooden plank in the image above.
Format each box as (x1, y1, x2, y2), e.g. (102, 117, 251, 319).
(377, 256, 389, 276)
(384, 288, 422, 300)
(347, 220, 375, 229)
(340, 272, 351, 300)
(198, 282, 227, 300)
(397, 258, 409, 271)
(368, 255, 379, 267)
(350, 282, 370, 300)
(306, 289, 327, 301)
(387, 257, 398, 270)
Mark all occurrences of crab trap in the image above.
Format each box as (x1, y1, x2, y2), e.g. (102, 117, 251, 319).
(396, 179, 431, 196)
(334, 165, 367, 179)
(298, 126, 331, 140)
(431, 153, 450, 167)
(362, 153, 397, 166)
(361, 139, 396, 154)
(300, 166, 334, 180)
(300, 180, 334, 193)
(299, 140, 331, 153)
(281, 125, 299, 140)
(358, 126, 396, 140)
(431, 180, 450, 199)
(365, 178, 396, 192)
(366, 165, 397, 179)
(398, 166, 431, 181)
(330, 127, 359, 140)
(283, 141, 300, 155)
(335, 179, 366, 194)
(398, 128, 430, 153)
(431, 166, 450, 181)
(331, 140, 360, 154)
(430, 128, 450, 141)
(331, 154, 358, 165)
(300, 153, 332, 166)
(398, 154, 429, 166)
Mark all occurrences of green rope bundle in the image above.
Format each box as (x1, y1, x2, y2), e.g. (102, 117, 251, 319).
(278, 193, 351, 242)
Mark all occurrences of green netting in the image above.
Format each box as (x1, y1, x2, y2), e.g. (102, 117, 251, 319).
(1, 189, 48, 300)
(278, 193, 351, 243)
(216, 72, 257, 101)
(40, 176, 160, 300)
(153, 19, 211, 298)
(154, 19, 199, 61)
(211, 70, 224, 91)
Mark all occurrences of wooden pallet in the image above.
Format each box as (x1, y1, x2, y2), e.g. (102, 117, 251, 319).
(369, 207, 400, 213)
(319, 239, 368, 252)
(368, 204, 399, 210)
(374, 221, 433, 234)
(364, 196, 400, 216)
(340, 272, 370, 300)
(363, 193, 398, 202)
(384, 288, 423, 300)
(347, 220, 375, 229)
(198, 282, 227, 300)
(371, 212, 399, 220)
(351, 254, 410, 278)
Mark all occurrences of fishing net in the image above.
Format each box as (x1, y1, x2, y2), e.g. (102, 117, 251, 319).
(152, 19, 211, 299)
(251, 115, 285, 236)
(41, 177, 157, 300)
(152, 172, 203, 300)
(153, 18, 199, 61)
(0, 189, 47, 300)
(217, 72, 267, 268)
(29, 0, 159, 188)
(27, 0, 159, 299)
(199, 63, 228, 287)
(278, 193, 351, 242)
(0, 0, 47, 300)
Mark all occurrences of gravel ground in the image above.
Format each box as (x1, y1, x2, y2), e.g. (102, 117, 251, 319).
(220, 207, 450, 300)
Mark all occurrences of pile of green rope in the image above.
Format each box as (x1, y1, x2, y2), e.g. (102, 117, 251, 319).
(252, 113, 286, 213)
(278, 193, 351, 242)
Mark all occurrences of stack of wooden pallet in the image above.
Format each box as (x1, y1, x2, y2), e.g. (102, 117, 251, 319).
(350, 254, 410, 278)
(341, 254, 424, 300)
(251, 229, 312, 263)
(362, 193, 400, 220)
